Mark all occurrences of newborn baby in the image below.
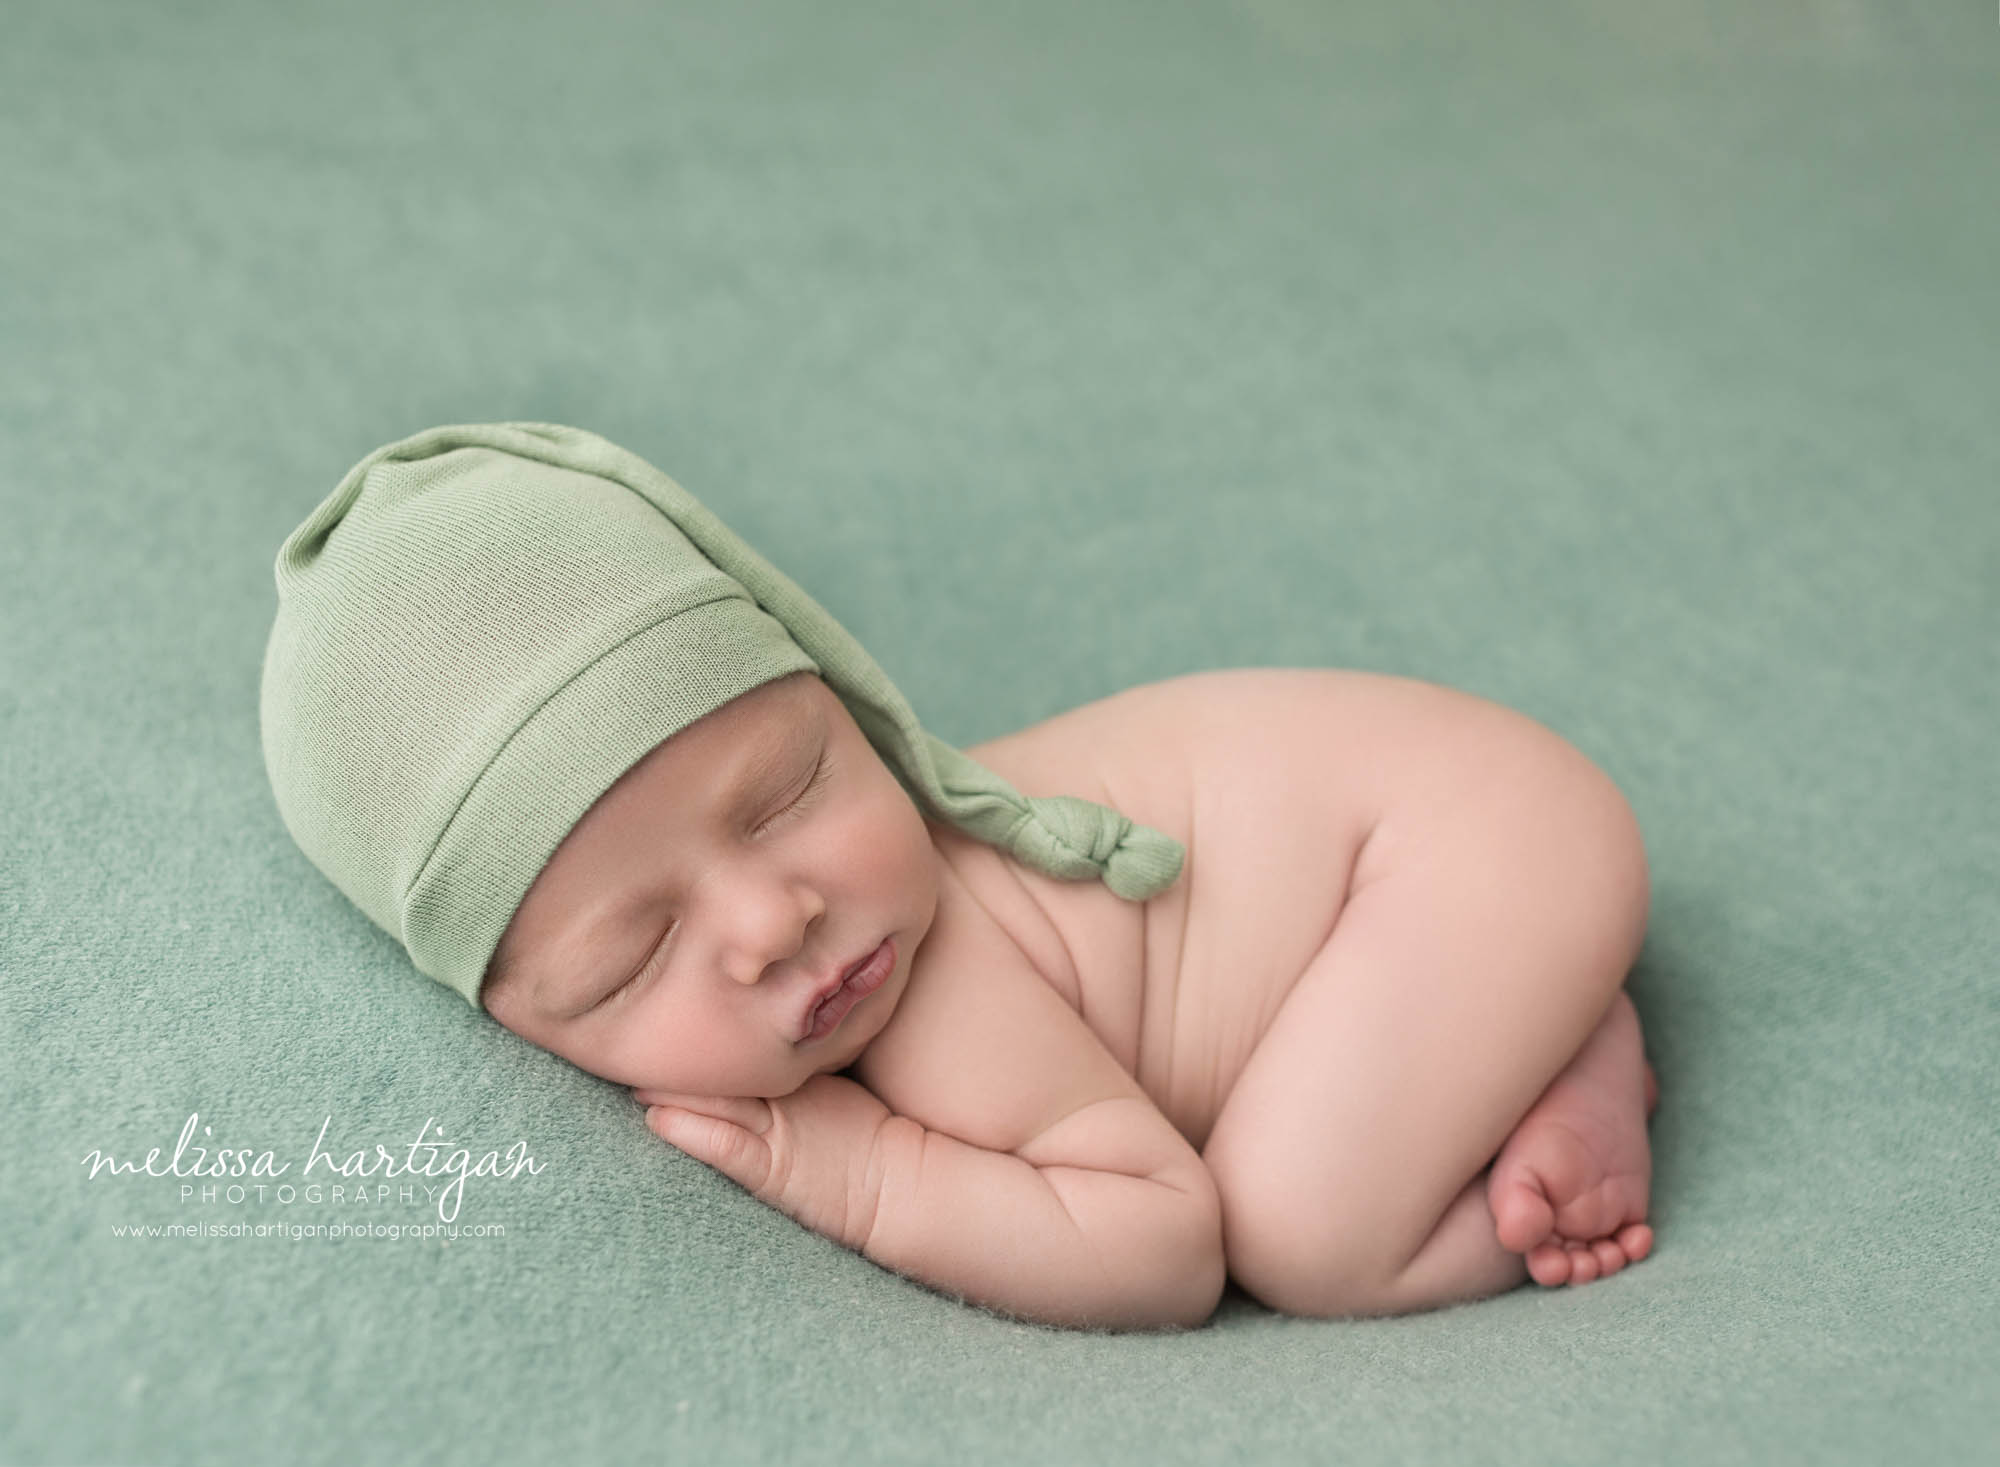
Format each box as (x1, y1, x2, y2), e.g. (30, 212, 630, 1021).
(263, 421, 1659, 1333)
(484, 666, 1658, 1330)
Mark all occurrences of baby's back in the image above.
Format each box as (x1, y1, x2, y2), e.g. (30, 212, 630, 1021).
(861, 666, 1505, 1151)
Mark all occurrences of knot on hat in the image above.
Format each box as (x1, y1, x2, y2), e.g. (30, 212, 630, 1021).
(1006, 793, 1186, 901)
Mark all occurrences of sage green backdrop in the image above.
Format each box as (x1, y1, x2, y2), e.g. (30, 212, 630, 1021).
(4, 2, 1995, 1463)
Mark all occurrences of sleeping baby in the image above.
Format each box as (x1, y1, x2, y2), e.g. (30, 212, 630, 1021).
(261, 421, 1660, 1331)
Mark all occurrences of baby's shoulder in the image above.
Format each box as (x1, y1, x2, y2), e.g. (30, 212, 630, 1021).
(954, 673, 1207, 823)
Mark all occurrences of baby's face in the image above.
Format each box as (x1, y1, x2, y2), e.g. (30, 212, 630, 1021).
(481, 670, 939, 1098)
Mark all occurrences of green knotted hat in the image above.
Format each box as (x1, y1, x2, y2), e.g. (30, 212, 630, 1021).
(258, 421, 1185, 1011)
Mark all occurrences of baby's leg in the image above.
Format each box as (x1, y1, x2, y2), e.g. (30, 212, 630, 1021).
(1200, 718, 1651, 1319)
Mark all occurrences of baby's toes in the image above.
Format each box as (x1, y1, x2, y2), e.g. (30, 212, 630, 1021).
(1615, 1222, 1654, 1262)
(1589, 1237, 1627, 1277)
(1526, 1241, 1574, 1287)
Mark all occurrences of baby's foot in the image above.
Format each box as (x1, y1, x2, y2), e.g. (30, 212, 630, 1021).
(1487, 989, 1656, 1287)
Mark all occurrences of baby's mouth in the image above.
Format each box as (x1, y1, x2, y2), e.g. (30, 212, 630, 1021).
(797, 937, 893, 1044)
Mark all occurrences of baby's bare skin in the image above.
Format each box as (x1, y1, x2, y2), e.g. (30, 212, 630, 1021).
(496, 664, 1659, 1322)
(892, 666, 1658, 1313)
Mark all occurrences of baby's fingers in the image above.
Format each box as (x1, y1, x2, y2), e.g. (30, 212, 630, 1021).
(647, 1106, 773, 1194)
(633, 1090, 770, 1133)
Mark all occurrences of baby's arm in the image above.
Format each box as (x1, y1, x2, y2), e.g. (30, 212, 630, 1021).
(861, 1089, 1221, 1331)
(853, 940, 1226, 1331)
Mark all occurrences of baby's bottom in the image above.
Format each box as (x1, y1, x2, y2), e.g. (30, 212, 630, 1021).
(1199, 718, 1654, 1319)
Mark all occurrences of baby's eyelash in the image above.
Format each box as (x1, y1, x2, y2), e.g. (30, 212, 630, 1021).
(761, 750, 832, 832)
(603, 921, 675, 1006)
(601, 754, 833, 1009)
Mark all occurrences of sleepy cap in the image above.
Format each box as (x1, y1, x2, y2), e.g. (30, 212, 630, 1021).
(258, 421, 1185, 1011)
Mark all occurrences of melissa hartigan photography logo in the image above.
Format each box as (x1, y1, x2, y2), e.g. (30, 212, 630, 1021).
(79, 1112, 546, 1237)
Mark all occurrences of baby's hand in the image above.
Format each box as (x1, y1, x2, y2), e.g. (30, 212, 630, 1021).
(633, 1075, 906, 1253)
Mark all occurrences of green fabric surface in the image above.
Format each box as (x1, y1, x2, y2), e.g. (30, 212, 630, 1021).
(4, 1, 1995, 1462)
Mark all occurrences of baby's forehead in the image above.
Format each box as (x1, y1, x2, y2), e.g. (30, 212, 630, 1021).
(637, 671, 826, 774)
